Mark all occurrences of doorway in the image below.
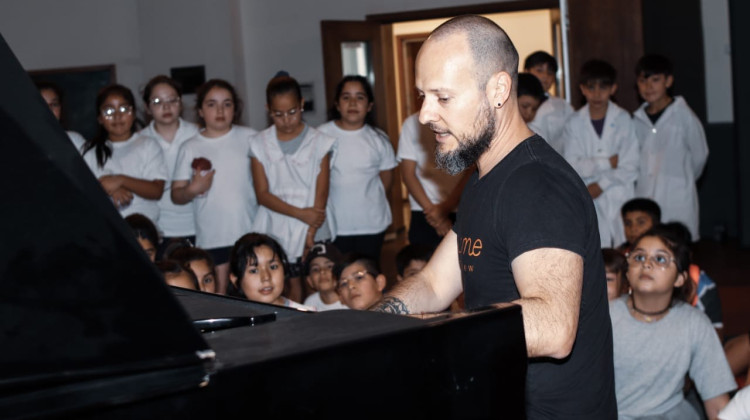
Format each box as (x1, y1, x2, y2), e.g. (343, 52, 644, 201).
(320, 2, 564, 248)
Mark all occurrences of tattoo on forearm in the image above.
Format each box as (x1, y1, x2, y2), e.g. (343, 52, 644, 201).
(370, 296, 410, 314)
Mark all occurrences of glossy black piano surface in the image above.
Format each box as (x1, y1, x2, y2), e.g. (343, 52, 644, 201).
(0, 33, 528, 419)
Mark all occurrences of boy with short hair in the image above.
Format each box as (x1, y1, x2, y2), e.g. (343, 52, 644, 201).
(517, 73, 547, 124)
(333, 253, 386, 310)
(562, 59, 640, 248)
(395, 243, 435, 282)
(303, 242, 347, 311)
(601, 248, 627, 301)
(619, 197, 661, 252)
(633, 54, 709, 241)
(524, 51, 574, 154)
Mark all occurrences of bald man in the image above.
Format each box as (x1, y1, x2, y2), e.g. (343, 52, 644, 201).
(371, 15, 616, 419)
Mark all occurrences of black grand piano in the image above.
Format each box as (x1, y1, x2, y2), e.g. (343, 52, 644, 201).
(0, 34, 527, 419)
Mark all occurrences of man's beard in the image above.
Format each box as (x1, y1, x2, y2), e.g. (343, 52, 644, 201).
(434, 100, 496, 175)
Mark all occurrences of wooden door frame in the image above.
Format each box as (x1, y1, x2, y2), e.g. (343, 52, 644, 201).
(395, 33, 428, 123)
(366, 0, 559, 23)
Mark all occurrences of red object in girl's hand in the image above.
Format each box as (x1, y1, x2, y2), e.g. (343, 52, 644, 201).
(191, 157, 212, 171)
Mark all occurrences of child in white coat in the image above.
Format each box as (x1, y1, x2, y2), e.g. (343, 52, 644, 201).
(633, 54, 709, 241)
(524, 51, 574, 154)
(562, 59, 639, 248)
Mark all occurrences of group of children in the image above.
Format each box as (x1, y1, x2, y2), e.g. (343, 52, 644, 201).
(518, 51, 708, 249)
(124, 207, 431, 313)
(595, 196, 750, 419)
(38, 70, 401, 304)
(38, 46, 749, 418)
(515, 51, 749, 418)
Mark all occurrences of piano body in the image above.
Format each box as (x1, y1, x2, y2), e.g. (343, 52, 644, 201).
(0, 34, 527, 419)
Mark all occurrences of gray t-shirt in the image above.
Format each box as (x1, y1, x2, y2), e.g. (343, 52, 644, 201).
(610, 297, 736, 419)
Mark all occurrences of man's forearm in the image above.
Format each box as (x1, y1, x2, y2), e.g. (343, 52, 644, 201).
(370, 296, 410, 314)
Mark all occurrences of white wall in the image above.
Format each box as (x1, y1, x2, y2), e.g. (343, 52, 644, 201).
(1, 0, 145, 99)
(0, 0, 734, 128)
(234, 0, 506, 128)
(136, 0, 240, 115)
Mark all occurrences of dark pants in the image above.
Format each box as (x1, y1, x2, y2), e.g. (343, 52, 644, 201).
(408, 210, 456, 248)
(334, 231, 386, 261)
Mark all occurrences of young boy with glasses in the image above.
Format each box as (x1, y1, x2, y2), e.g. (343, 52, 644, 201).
(333, 253, 387, 311)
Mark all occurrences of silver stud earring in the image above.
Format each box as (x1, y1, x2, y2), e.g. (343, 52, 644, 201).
(497, 101, 502, 107)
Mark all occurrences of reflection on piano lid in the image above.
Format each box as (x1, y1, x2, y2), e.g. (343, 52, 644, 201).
(0, 33, 528, 419)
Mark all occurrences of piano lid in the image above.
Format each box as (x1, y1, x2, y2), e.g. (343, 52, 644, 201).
(0, 33, 211, 401)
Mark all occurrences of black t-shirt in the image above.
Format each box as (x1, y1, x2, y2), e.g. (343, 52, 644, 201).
(454, 135, 617, 419)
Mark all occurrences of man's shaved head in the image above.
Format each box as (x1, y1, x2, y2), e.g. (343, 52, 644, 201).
(427, 14, 519, 91)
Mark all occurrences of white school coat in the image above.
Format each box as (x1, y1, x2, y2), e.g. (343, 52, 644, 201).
(529, 95, 574, 155)
(249, 126, 337, 260)
(633, 96, 708, 240)
(563, 101, 640, 248)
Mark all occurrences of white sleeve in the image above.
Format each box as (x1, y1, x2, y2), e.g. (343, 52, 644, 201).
(375, 128, 398, 171)
(396, 116, 419, 162)
(172, 141, 193, 182)
(719, 386, 750, 420)
(141, 139, 168, 181)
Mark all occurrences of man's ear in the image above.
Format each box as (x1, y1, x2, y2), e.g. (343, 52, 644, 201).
(489, 71, 513, 107)
(609, 83, 619, 96)
(665, 75, 674, 89)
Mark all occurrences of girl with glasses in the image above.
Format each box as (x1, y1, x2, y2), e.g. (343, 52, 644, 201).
(139, 75, 200, 257)
(249, 72, 337, 303)
(171, 79, 258, 295)
(317, 75, 397, 260)
(82, 84, 167, 224)
(611, 225, 735, 419)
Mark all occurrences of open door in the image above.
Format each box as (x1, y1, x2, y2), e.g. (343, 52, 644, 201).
(320, 20, 404, 237)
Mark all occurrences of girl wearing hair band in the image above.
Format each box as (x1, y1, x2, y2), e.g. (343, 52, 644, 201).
(81, 84, 167, 223)
(171, 79, 258, 295)
(611, 225, 735, 419)
(317, 75, 397, 260)
(138, 75, 200, 253)
(249, 73, 337, 303)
